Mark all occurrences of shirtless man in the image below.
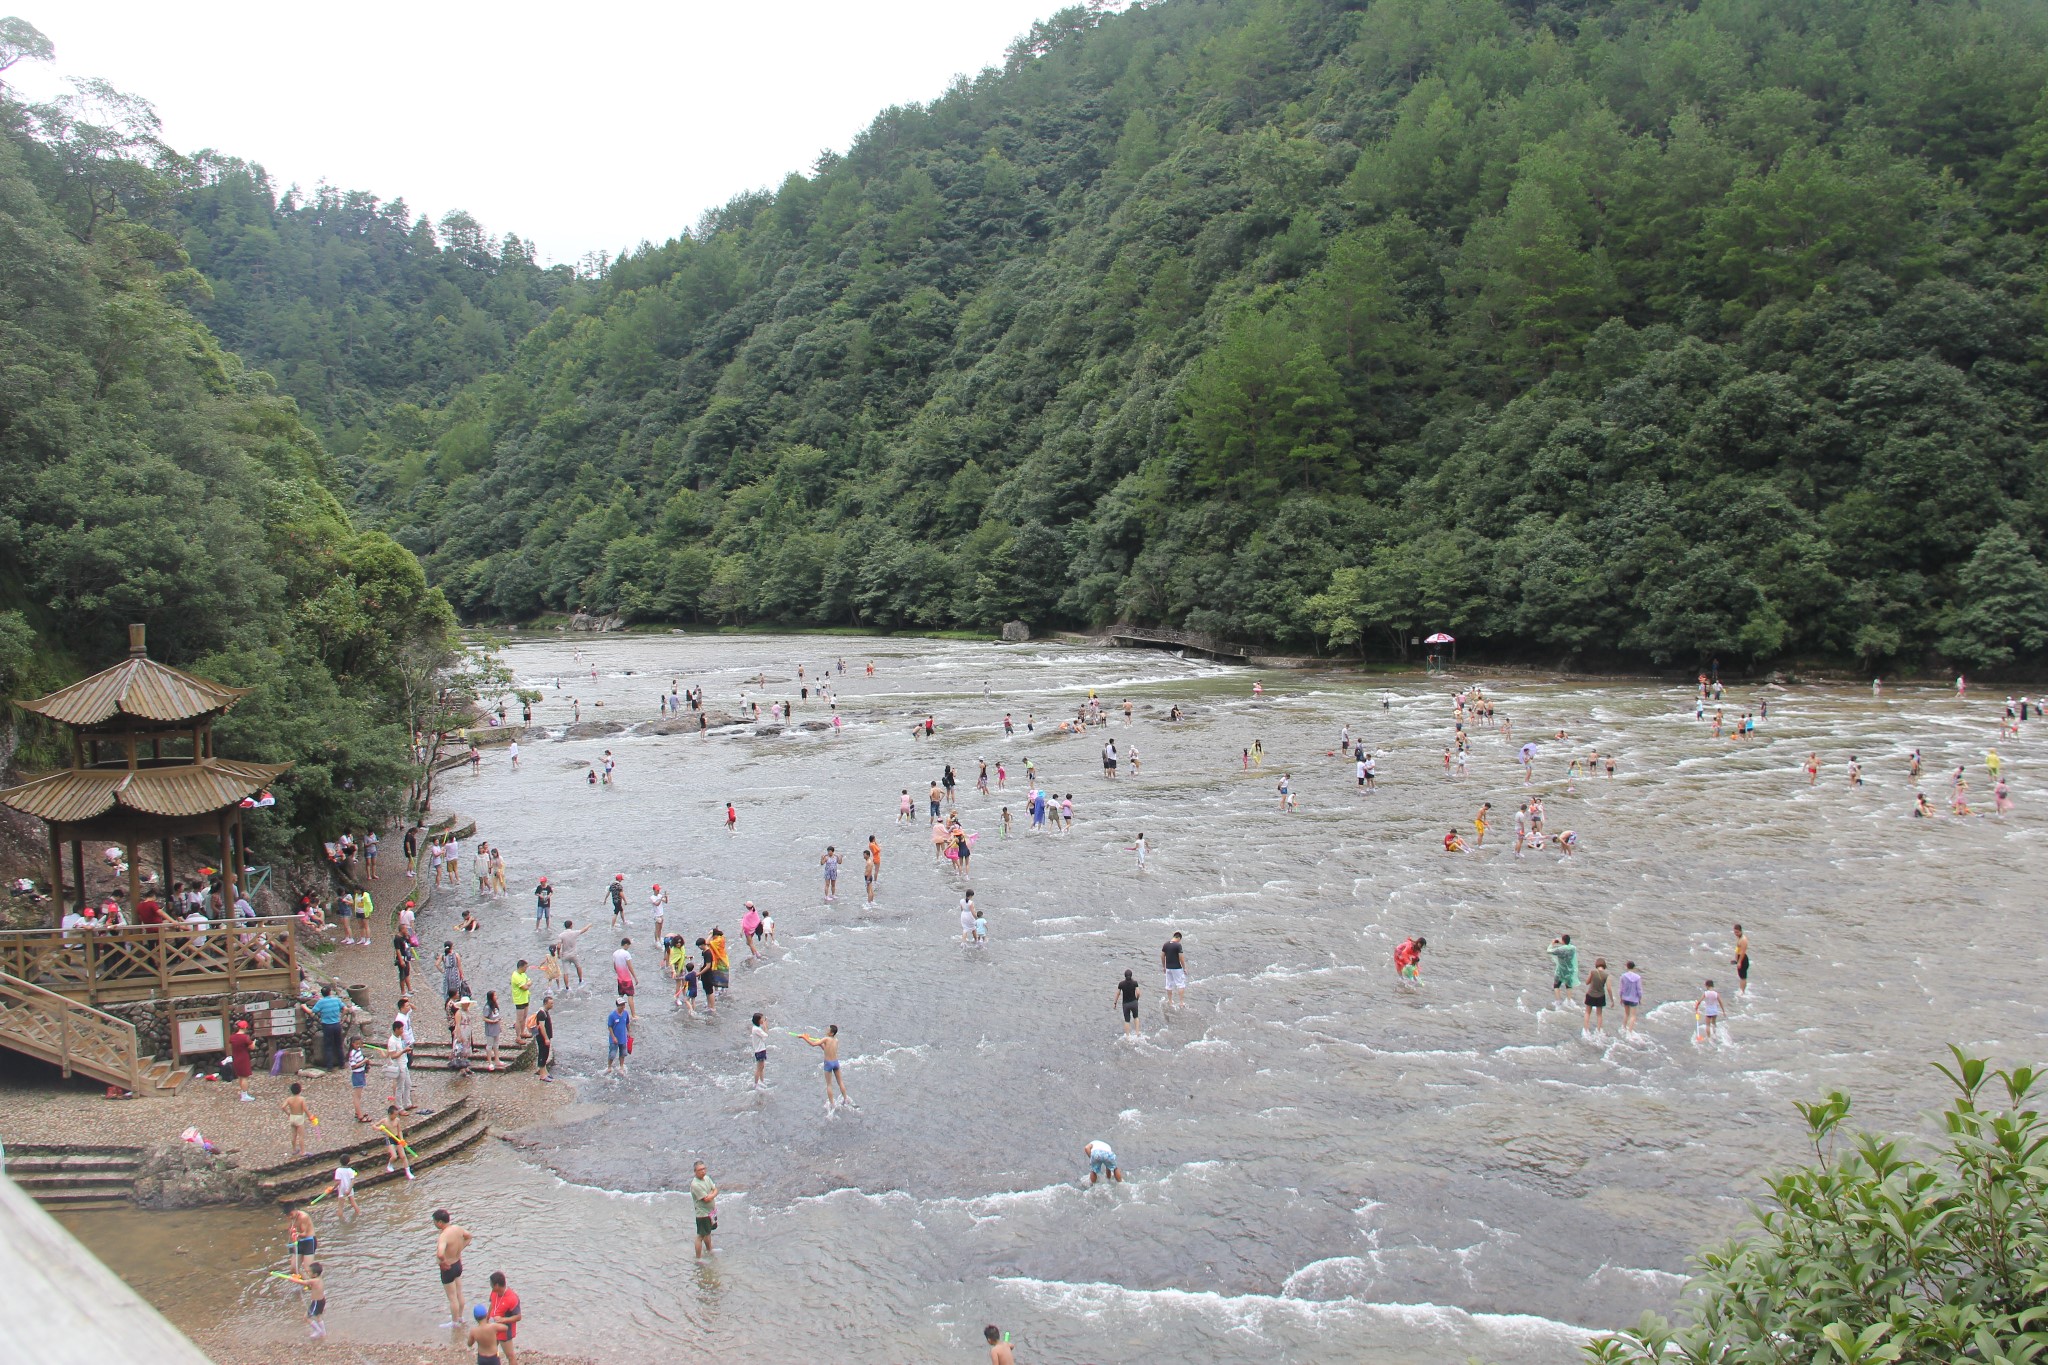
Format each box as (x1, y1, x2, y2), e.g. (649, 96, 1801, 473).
(432, 1209, 472, 1328)
(553, 921, 586, 988)
(800, 1024, 853, 1111)
(1731, 923, 1751, 997)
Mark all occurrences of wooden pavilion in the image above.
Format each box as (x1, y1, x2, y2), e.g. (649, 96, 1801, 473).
(0, 624, 290, 917)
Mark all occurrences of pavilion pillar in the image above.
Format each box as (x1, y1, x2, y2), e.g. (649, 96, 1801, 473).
(160, 837, 174, 896)
(126, 848, 139, 914)
(47, 827, 62, 926)
(218, 813, 235, 902)
(70, 840, 85, 913)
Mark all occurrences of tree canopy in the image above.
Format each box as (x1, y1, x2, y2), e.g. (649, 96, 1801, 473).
(235, 0, 2042, 670)
(15, 0, 2048, 675)
(0, 22, 453, 854)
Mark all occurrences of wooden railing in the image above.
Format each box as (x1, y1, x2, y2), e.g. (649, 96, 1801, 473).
(0, 971, 143, 1092)
(0, 918, 297, 1006)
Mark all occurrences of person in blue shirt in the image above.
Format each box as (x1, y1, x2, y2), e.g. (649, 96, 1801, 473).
(605, 999, 632, 1077)
(304, 985, 348, 1068)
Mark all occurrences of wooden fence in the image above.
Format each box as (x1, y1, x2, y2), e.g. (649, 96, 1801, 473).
(0, 918, 297, 1006)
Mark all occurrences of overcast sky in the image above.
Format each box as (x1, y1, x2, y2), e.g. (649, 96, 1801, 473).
(17, 1, 1079, 265)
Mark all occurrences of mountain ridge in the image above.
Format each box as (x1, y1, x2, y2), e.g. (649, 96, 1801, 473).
(152, 0, 2048, 670)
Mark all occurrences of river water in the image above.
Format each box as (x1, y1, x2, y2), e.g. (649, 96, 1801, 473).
(62, 635, 2044, 1362)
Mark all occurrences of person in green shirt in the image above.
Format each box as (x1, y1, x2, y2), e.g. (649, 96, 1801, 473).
(1548, 934, 1578, 1007)
(690, 1161, 718, 1259)
(509, 961, 532, 1040)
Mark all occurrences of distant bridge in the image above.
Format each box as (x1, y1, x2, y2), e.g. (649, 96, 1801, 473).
(1106, 625, 1255, 662)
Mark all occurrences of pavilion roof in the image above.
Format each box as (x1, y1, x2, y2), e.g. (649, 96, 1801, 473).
(15, 627, 249, 729)
(0, 758, 291, 824)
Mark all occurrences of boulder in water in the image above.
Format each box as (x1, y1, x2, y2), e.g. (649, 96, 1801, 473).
(133, 1138, 262, 1208)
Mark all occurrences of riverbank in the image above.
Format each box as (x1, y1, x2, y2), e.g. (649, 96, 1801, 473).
(0, 827, 573, 1177)
(189, 1334, 598, 1365)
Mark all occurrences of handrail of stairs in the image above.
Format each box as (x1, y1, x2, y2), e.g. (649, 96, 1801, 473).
(0, 970, 143, 1094)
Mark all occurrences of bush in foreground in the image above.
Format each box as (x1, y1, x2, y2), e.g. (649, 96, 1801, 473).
(1589, 1049, 2048, 1364)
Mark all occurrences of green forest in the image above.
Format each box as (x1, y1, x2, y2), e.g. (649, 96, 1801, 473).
(11, 0, 2048, 695)
(0, 20, 455, 854)
(176, 0, 2048, 671)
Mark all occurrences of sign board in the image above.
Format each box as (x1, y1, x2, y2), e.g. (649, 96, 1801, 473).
(257, 1008, 298, 1038)
(173, 1012, 226, 1060)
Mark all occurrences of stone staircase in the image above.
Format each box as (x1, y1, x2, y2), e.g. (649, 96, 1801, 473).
(406, 1033, 535, 1073)
(3, 1145, 144, 1211)
(252, 1097, 488, 1205)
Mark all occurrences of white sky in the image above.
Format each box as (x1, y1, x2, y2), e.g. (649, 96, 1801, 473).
(16, 1, 1079, 265)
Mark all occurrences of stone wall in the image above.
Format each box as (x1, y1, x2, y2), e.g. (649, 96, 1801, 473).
(100, 990, 318, 1069)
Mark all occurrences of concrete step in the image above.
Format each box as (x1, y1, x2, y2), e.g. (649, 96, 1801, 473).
(10, 1170, 140, 1191)
(31, 1193, 134, 1211)
(7, 1148, 142, 1208)
(266, 1108, 488, 1204)
(252, 1099, 477, 1193)
(4, 1154, 143, 1175)
(4, 1145, 144, 1159)
(407, 1037, 534, 1072)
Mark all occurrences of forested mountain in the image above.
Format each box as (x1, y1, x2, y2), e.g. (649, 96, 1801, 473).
(203, 1, 2048, 667)
(168, 164, 586, 452)
(0, 24, 453, 853)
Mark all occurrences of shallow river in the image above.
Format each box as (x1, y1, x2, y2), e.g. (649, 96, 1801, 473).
(63, 635, 2044, 1362)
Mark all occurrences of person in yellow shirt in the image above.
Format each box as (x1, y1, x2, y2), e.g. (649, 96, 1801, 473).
(509, 962, 532, 1040)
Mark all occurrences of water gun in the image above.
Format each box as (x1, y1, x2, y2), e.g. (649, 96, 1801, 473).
(374, 1124, 421, 1159)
